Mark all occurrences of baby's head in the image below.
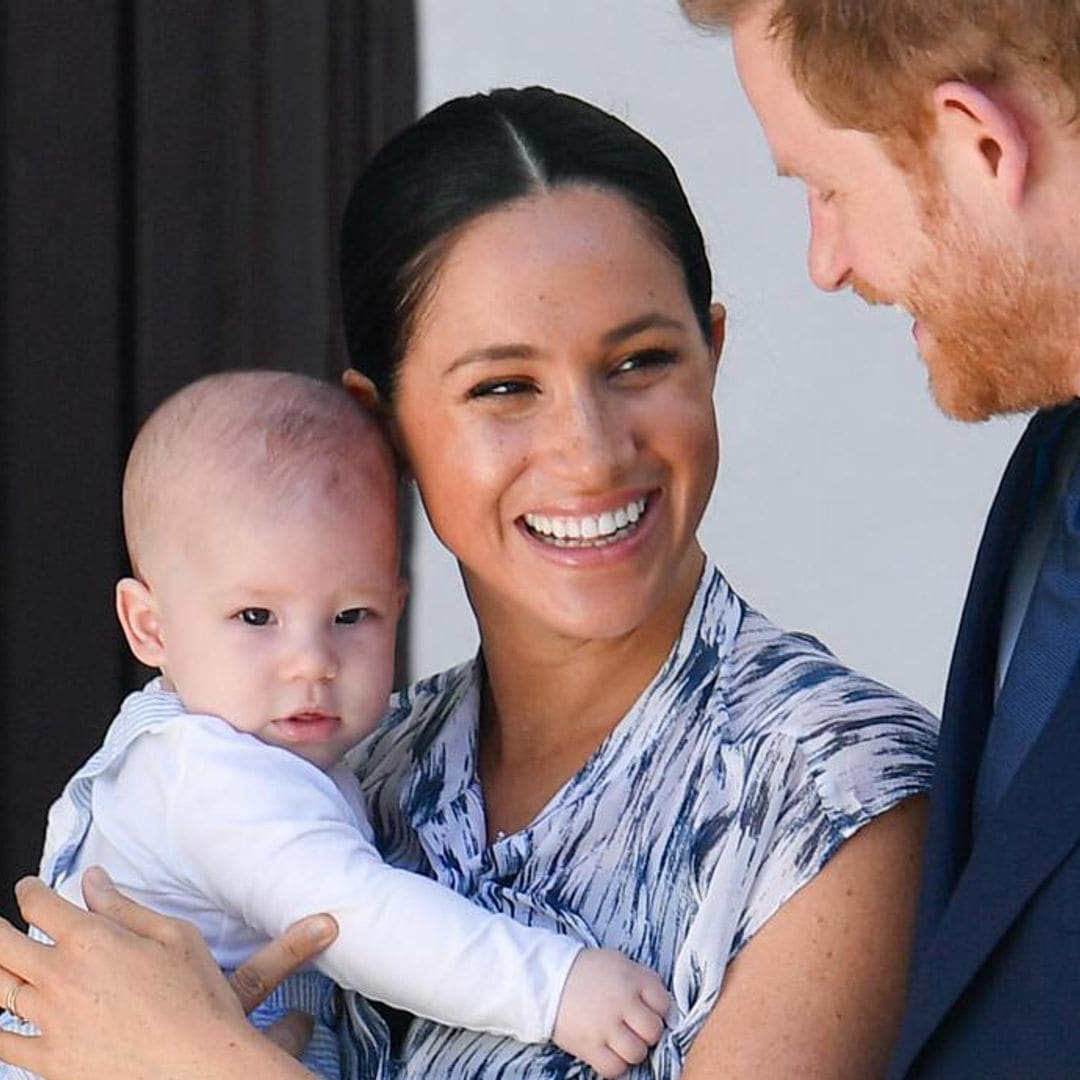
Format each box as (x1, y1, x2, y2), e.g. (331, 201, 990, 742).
(117, 370, 405, 769)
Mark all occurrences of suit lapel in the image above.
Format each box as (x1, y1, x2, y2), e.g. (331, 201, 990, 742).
(892, 666, 1080, 1074)
(893, 405, 1080, 1075)
(912, 411, 1053, 945)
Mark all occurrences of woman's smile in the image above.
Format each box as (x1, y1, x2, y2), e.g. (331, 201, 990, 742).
(515, 491, 661, 572)
(521, 494, 650, 547)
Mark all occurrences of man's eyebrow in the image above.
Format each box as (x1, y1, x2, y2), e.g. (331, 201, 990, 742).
(775, 163, 796, 179)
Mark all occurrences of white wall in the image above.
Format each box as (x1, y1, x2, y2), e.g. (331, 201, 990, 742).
(410, 0, 1025, 712)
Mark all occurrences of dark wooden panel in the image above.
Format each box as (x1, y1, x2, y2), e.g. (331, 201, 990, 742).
(131, 1, 262, 411)
(1, 3, 127, 922)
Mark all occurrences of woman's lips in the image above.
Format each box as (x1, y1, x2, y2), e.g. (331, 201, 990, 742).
(516, 491, 660, 565)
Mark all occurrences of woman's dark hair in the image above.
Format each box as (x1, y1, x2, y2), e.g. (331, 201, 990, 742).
(340, 86, 713, 402)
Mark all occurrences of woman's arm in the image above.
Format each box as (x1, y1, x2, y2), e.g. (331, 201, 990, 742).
(0, 870, 335, 1080)
(682, 796, 927, 1079)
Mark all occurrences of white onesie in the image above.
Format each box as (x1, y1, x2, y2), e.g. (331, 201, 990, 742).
(40, 682, 581, 1044)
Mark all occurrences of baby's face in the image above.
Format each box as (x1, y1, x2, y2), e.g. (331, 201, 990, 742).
(150, 482, 403, 769)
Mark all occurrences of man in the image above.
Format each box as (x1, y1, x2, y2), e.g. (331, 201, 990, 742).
(680, 0, 1080, 1076)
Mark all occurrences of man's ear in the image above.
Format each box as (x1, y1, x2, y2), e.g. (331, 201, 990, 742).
(115, 577, 166, 669)
(931, 81, 1030, 208)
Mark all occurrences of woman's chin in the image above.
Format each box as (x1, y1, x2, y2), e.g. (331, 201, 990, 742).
(509, 563, 699, 647)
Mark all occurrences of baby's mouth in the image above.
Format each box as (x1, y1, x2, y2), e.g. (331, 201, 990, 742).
(521, 496, 649, 548)
(274, 710, 340, 741)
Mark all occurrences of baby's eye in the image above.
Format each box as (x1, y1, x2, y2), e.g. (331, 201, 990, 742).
(236, 608, 274, 627)
(335, 608, 370, 625)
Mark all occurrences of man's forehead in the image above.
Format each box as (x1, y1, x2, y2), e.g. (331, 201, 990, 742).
(731, 16, 792, 109)
(730, 11, 875, 187)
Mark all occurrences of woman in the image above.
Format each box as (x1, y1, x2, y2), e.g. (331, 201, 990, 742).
(0, 87, 934, 1078)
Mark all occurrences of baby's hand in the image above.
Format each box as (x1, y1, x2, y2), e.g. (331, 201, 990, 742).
(552, 947, 670, 1078)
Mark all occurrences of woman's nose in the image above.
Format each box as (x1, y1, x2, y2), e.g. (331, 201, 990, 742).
(550, 386, 634, 485)
(807, 192, 851, 293)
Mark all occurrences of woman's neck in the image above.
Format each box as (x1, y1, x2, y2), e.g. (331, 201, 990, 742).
(472, 547, 705, 837)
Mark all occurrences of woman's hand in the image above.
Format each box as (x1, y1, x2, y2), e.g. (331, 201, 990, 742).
(0, 868, 337, 1080)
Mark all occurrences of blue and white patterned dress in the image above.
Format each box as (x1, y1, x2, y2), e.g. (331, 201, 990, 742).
(340, 561, 938, 1078)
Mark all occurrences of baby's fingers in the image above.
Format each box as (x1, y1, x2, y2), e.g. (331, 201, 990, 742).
(624, 995, 665, 1046)
(589, 1042, 633, 1080)
(607, 1022, 650, 1068)
(639, 972, 672, 1018)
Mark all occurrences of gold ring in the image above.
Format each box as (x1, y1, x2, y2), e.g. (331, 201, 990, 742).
(4, 980, 24, 1021)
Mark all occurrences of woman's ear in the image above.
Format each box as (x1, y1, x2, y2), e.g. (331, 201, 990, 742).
(931, 81, 1030, 208)
(709, 301, 727, 367)
(342, 368, 382, 413)
(394, 577, 410, 618)
(343, 368, 413, 480)
(115, 578, 167, 669)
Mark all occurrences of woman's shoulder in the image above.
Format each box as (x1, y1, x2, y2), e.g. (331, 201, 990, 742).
(715, 590, 938, 825)
(722, 592, 934, 734)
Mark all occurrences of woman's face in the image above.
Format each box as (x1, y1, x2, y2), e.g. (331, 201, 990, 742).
(393, 186, 722, 644)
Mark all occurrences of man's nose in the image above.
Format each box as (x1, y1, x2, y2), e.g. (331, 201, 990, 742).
(807, 192, 851, 293)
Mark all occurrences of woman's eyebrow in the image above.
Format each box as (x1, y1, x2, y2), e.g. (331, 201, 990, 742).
(601, 312, 686, 346)
(445, 343, 537, 376)
(444, 313, 687, 376)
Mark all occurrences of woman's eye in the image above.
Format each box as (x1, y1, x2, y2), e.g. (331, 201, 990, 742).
(237, 608, 273, 627)
(466, 378, 536, 400)
(335, 608, 370, 625)
(613, 348, 677, 376)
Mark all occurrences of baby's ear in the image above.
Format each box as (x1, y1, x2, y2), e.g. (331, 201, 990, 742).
(115, 578, 167, 668)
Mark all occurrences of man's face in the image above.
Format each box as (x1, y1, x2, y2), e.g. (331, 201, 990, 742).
(731, 6, 1078, 421)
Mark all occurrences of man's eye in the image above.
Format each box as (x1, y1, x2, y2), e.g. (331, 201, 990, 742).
(335, 608, 370, 625)
(237, 608, 273, 627)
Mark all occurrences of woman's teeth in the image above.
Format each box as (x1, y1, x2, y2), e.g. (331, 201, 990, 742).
(522, 497, 647, 547)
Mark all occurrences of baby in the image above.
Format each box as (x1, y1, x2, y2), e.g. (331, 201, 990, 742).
(1, 371, 668, 1079)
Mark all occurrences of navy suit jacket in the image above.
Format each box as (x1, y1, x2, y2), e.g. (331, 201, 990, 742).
(890, 409, 1080, 1078)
